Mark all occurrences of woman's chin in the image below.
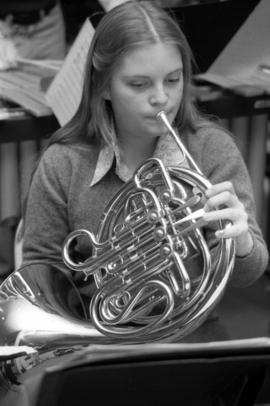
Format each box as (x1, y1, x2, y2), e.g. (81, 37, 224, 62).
(144, 122, 167, 138)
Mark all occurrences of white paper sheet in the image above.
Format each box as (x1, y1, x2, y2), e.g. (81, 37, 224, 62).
(45, 18, 95, 126)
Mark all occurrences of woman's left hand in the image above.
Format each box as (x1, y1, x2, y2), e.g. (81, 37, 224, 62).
(202, 181, 253, 257)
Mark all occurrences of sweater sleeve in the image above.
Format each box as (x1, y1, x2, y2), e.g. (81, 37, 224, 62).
(191, 126, 269, 287)
(22, 144, 71, 264)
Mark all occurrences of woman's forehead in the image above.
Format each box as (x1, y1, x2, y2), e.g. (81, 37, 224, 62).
(116, 42, 183, 76)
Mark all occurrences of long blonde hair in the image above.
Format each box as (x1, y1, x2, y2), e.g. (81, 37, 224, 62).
(47, 0, 202, 148)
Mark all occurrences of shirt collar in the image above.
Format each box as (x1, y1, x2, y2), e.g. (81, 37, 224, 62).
(90, 132, 189, 187)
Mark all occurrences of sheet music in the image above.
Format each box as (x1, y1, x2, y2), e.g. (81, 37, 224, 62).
(45, 18, 95, 126)
(0, 66, 53, 116)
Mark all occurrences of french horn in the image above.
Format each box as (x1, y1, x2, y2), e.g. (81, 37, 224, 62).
(62, 111, 236, 342)
(0, 111, 235, 372)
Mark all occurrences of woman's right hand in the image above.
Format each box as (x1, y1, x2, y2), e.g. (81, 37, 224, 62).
(203, 181, 253, 257)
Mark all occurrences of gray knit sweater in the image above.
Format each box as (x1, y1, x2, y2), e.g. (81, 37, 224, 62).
(23, 124, 269, 287)
(22, 123, 269, 342)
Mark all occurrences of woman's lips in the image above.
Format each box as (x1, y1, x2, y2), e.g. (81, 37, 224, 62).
(145, 111, 173, 120)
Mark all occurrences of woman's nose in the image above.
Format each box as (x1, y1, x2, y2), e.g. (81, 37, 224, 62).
(149, 84, 168, 106)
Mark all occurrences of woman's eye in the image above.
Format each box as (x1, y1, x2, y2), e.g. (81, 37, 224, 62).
(166, 77, 180, 84)
(129, 81, 148, 88)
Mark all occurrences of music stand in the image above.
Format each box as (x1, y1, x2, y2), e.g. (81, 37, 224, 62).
(34, 338, 270, 406)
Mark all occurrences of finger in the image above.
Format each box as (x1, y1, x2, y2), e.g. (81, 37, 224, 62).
(203, 207, 248, 224)
(203, 207, 248, 238)
(215, 220, 249, 239)
(204, 191, 241, 211)
(205, 181, 235, 198)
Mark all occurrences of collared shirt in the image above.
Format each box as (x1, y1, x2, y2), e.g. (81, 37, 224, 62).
(90, 132, 190, 186)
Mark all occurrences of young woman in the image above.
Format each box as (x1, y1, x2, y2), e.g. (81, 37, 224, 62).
(21, 1, 268, 341)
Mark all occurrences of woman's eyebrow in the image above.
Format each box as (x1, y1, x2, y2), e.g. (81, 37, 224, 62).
(168, 67, 183, 74)
(123, 74, 150, 79)
(123, 68, 183, 79)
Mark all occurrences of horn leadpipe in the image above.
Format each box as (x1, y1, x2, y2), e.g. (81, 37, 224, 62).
(156, 111, 203, 175)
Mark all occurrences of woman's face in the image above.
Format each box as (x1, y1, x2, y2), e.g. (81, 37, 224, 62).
(106, 42, 183, 145)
